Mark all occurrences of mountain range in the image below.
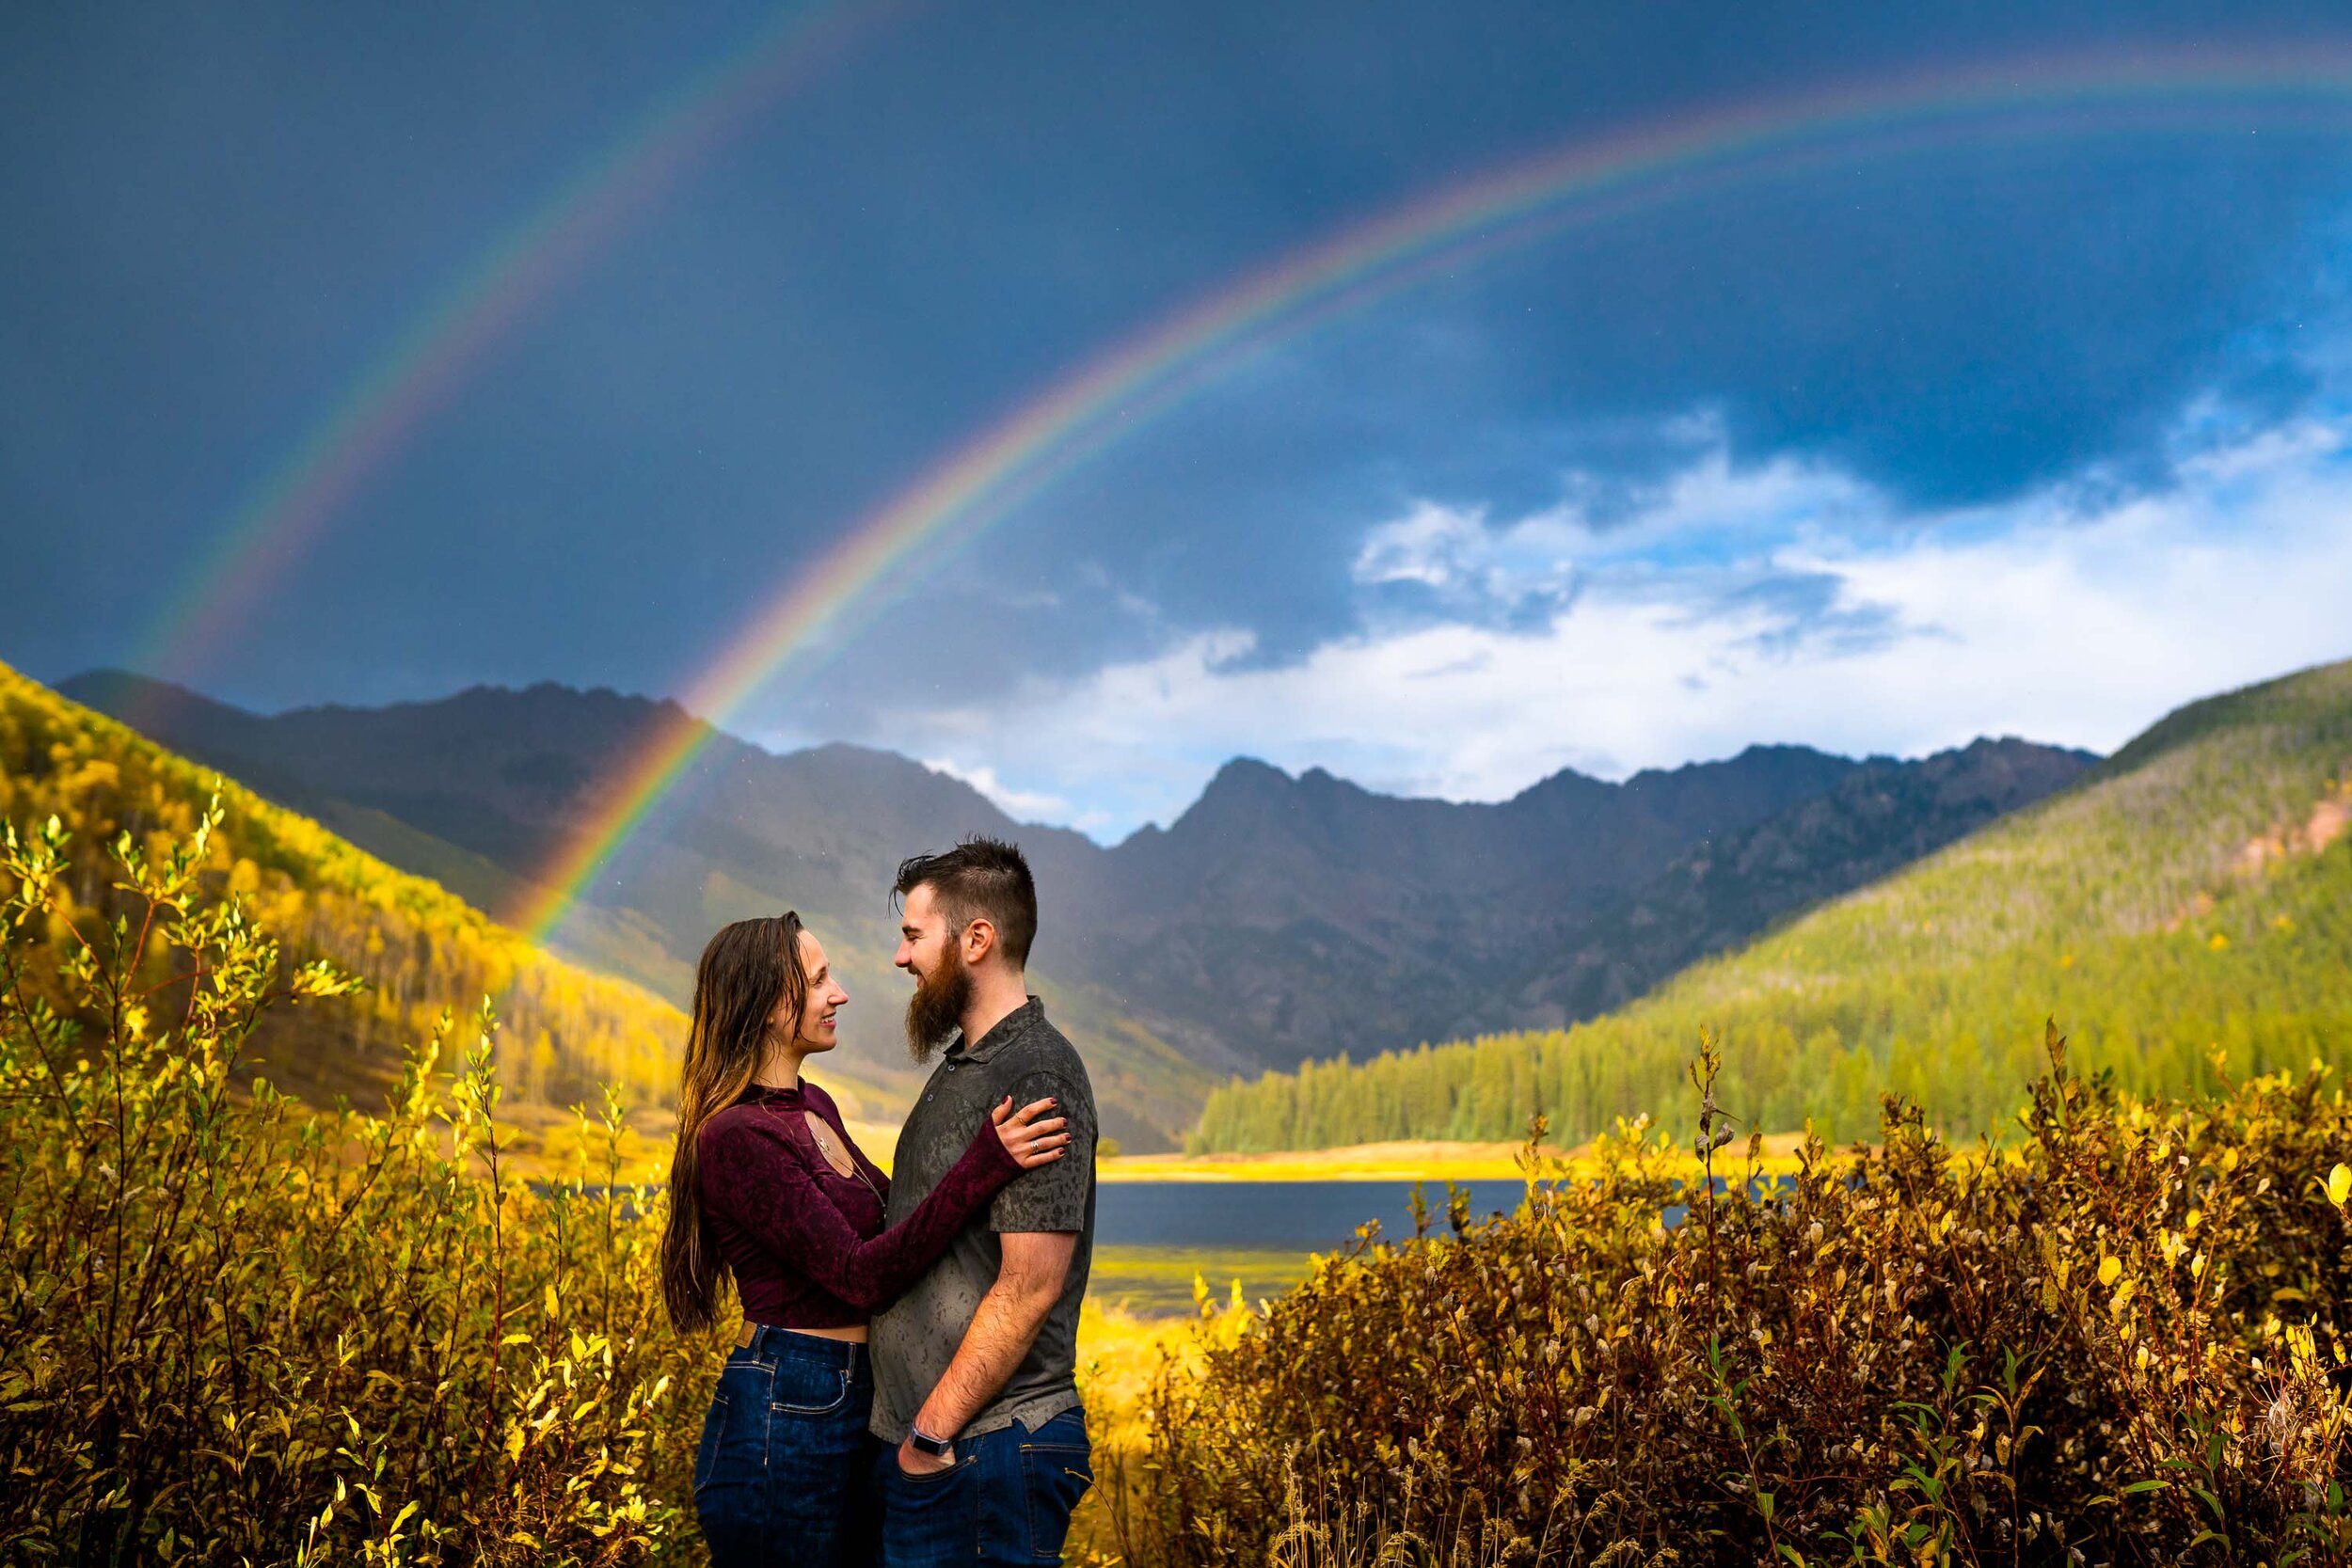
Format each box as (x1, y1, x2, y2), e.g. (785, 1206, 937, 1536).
(1193, 656, 2352, 1150)
(60, 670, 2096, 1147)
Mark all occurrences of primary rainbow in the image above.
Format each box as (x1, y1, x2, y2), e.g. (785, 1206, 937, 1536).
(485, 41, 2352, 938)
(134, 0, 887, 704)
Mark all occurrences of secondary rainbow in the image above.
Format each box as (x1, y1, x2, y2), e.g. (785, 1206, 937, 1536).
(134, 0, 886, 704)
(495, 41, 2352, 938)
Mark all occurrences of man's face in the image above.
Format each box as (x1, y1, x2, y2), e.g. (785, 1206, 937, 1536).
(894, 883, 954, 983)
(897, 882, 974, 1060)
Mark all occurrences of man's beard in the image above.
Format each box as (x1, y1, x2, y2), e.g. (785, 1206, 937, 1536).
(904, 944, 973, 1063)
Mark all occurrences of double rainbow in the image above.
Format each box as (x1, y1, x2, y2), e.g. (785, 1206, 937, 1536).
(127, 33, 2352, 940)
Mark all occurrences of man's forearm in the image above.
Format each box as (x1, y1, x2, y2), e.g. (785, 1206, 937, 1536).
(912, 1228, 1078, 1442)
(912, 1265, 1059, 1438)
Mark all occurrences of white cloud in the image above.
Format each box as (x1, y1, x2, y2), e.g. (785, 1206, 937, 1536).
(918, 757, 1074, 824)
(1351, 442, 1878, 615)
(887, 415, 2352, 841)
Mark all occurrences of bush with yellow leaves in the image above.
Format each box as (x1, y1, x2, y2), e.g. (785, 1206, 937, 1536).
(1127, 1030, 2352, 1566)
(0, 802, 725, 1564)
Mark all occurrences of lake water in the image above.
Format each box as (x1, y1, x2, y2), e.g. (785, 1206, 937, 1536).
(1089, 1179, 1532, 1315)
(1096, 1179, 1530, 1250)
(1085, 1176, 1788, 1314)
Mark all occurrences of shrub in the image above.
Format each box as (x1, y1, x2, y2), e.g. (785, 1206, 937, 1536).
(0, 802, 723, 1565)
(1131, 1030, 2352, 1565)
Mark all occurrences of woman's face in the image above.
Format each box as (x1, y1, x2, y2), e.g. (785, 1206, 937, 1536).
(771, 927, 848, 1054)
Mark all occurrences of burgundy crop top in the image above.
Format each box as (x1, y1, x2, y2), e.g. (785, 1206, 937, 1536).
(696, 1077, 1020, 1329)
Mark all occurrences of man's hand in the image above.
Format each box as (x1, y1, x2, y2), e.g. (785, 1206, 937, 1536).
(896, 1433, 955, 1476)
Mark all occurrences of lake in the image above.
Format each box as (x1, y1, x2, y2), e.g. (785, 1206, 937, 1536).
(1084, 1175, 1789, 1314)
(1089, 1178, 1530, 1315)
(1096, 1178, 1530, 1250)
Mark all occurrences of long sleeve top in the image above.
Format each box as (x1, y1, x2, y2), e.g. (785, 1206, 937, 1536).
(696, 1077, 1020, 1327)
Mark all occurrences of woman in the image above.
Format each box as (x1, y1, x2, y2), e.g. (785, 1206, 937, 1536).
(660, 912, 1069, 1568)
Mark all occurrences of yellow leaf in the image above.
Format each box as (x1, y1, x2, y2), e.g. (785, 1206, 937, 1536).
(2097, 1256, 2122, 1289)
(2328, 1164, 2352, 1209)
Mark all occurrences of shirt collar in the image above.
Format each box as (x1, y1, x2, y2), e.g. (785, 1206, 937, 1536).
(947, 995, 1044, 1066)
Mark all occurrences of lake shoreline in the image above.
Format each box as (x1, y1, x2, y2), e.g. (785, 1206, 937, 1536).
(1098, 1137, 1531, 1182)
(1099, 1130, 1814, 1182)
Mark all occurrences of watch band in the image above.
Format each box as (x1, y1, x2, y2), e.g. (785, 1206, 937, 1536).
(908, 1425, 954, 1457)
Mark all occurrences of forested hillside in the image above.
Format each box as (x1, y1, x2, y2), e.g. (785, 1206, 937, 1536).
(0, 661, 897, 1125)
(1475, 736, 2092, 1029)
(1191, 657, 2352, 1151)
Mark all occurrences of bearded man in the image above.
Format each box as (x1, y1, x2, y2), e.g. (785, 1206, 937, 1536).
(870, 836, 1098, 1568)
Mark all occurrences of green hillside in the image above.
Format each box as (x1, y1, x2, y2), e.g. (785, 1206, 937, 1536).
(1191, 657, 2352, 1150)
(0, 660, 900, 1129)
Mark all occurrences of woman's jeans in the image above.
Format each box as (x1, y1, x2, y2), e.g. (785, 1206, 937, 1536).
(694, 1326, 882, 1568)
(878, 1407, 1094, 1568)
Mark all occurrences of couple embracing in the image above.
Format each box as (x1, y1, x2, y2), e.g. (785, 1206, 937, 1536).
(660, 838, 1098, 1568)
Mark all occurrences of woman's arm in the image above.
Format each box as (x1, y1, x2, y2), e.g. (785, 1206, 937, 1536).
(702, 1117, 1024, 1311)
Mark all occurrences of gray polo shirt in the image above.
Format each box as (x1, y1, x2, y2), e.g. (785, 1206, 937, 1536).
(870, 996, 1097, 1442)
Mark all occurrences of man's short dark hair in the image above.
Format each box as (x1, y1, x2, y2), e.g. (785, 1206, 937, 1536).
(895, 836, 1038, 969)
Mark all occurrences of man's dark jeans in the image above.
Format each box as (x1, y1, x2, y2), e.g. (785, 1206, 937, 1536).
(879, 1408, 1094, 1568)
(694, 1327, 882, 1568)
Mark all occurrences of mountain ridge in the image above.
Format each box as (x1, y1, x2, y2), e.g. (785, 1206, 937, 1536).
(60, 668, 2098, 1138)
(1190, 655, 2352, 1151)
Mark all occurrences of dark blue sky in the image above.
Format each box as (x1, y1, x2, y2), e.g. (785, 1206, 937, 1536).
(8, 1, 2352, 835)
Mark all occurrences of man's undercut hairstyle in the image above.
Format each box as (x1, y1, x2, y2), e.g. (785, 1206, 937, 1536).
(895, 836, 1038, 969)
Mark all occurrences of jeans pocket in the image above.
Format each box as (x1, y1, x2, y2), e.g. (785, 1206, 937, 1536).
(1019, 1419, 1093, 1562)
(890, 1448, 970, 1486)
(882, 1446, 979, 1567)
(691, 1390, 730, 1495)
(771, 1355, 850, 1417)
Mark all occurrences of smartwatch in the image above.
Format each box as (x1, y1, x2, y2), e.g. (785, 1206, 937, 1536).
(908, 1424, 955, 1458)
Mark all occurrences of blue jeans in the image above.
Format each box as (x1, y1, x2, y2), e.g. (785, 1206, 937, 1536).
(878, 1407, 1094, 1568)
(694, 1327, 883, 1568)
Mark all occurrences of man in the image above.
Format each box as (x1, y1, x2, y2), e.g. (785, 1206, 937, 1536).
(871, 837, 1098, 1568)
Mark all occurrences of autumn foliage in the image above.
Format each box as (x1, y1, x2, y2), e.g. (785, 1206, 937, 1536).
(1125, 1031, 2352, 1566)
(0, 658, 691, 1115)
(0, 804, 723, 1563)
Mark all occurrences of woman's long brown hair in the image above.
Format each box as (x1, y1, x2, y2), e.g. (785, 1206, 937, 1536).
(660, 911, 809, 1334)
